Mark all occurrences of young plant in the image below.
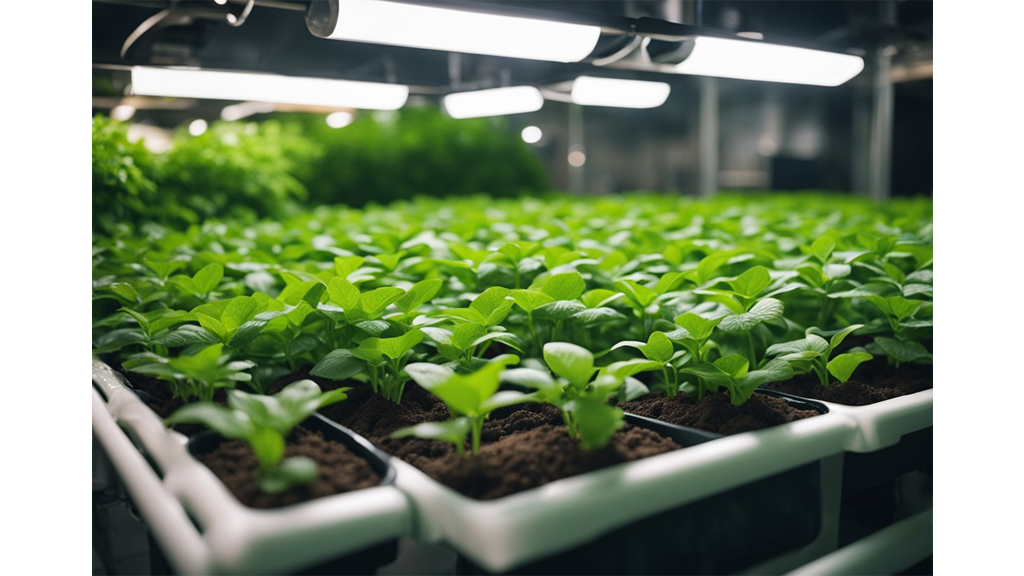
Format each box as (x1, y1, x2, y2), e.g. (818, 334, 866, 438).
(166, 380, 350, 493)
(394, 355, 531, 455)
(502, 343, 649, 450)
(680, 355, 793, 406)
(696, 266, 785, 365)
(614, 272, 686, 337)
(128, 344, 254, 402)
(866, 296, 933, 367)
(310, 329, 424, 403)
(666, 312, 724, 399)
(611, 331, 684, 397)
(765, 324, 874, 386)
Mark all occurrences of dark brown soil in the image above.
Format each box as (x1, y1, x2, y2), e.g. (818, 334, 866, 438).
(764, 359, 933, 406)
(117, 368, 227, 437)
(198, 427, 381, 509)
(619, 392, 820, 435)
(322, 390, 679, 500)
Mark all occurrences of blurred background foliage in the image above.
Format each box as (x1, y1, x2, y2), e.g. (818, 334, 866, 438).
(92, 107, 549, 231)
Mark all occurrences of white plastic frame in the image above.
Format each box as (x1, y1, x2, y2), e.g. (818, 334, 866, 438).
(391, 405, 856, 572)
(815, 389, 933, 452)
(91, 359, 411, 575)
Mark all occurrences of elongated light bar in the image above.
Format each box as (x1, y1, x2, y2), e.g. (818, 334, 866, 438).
(444, 86, 544, 119)
(571, 76, 671, 109)
(130, 66, 409, 110)
(674, 37, 864, 86)
(307, 0, 601, 63)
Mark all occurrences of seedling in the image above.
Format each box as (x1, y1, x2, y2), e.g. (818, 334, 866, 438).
(502, 343, 649, 450)
(128, 344, 254, 403)
(395, 355, 531, 455)
(696, 266, 785, 365)
(310, 329, 424, 403)
(680, 355, 794, 406)
(166, 380, 350, 493)
(766, 324, 874, 386)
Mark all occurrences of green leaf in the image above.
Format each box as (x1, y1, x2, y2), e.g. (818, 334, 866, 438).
(359, 287, 405, 318)
(192, 263, 224, 296)
(259, 456, 318, 494)
(827, 324, 864, 355)
(396, 279, 443, 314)
(157, 324, 220, 347)
(718, 298, 784, 331)
(875, 337, 932, 362)
(641, 332, 674, 363)
(543, 342, 596, 388)
(603, 358, 664, 379)
(728, 266, 771, 298)
(810, 236, 836, 263)
(327, 277, 361, 310)
(501, 368, 558, 395)
(392, 418, 470, 447)
(827, 352, 873, 383)
(823, 263, 852, 281)
(614, 279, 657, 309)
(713, 354, 749, 378)
(470, 287, 515, 326)
(565, 398, 623, 450)
(580, 289, 623, 309)
(541, 271, 586, 301)
(334, 255, 366, 279)
(165, 403, 251, 438)
(451, 323, 487, 352)
(766, 335, 828, 360)
(377, 330, 425, 360)
(673, 313, 722, 342)
(222, 296, 258, 333)
(94, 328, 147, 354)
(534, 300, 587, 321)
(511, 289, 555, 313)
(310, 349, 364, 381)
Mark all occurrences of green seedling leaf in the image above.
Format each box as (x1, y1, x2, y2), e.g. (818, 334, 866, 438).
(392, 418, 471, 454)
(359, 287, 405, 318)
(673, 313, 722, 342)
(718, 298, 784, 331)
(193, 263, 224, 296)
(511, 289, 555, 313)
(327, 277, 361, 311)
(728, 266, 771, 298)
(310, 349, 363, 381)
(334, 255, 366, 279)
(543, 342, 596, 389)
(470, 287, 515, 326)
(875, 337, 933, 363)
(827, 353, 874, 383)
(614, 279, 657, 309)
(541, 271, 586, 301)
(810, 236, 836, 263)
(396, 279, 443, 314)
(564, 397, 623, 450)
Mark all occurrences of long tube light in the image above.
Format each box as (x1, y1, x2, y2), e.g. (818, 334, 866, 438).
(571, 76, 671, 109)
(443, 86, 544, 119)
(672, 37, 864, 86)
(130, 67, 409, 110)
(306, 0, 601, 63)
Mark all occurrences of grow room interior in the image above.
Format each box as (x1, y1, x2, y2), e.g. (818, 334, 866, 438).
(81, 0, 949, 573)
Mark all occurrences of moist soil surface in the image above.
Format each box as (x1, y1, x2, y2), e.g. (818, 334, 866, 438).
(764, 359, 933, 406)
(619, 392, 820, 435)
(198, 426, 381, 509)
(320, 387, 680, 500)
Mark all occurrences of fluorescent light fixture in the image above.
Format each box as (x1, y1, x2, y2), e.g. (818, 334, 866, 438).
(130, 66, 409, 110)
(571, 76, 671, 109)
(307, 0, 601, 63)
(220, 101, 276, 121)
(444, 86, 543, 119)
(673, 37, 864, 86)
(521, 125, 542, 144)
(326, 111, 354, 128)
(110, 104, 136, 121)
(188, 119, 208, 137)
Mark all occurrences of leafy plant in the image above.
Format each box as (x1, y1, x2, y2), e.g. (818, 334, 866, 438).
(395, 355, 531, 455)
(680, 355, 794, 406)
(766, 324, 874, 386)
(166, 380, 350, 493)
(128, 344, 254, 402)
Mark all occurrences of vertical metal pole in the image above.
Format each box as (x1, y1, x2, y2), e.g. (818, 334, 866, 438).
(856, 0, 897, 199)
(682, 0, 718, 196)
(568, 103, 585, 194)
(698, 76, 719, 197)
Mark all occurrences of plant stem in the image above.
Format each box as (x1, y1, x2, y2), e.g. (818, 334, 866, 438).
(746, 331, 757, 366)
(470, 418, 483, 455)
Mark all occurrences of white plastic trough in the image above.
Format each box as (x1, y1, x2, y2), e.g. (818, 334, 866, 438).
(91, 359, 411, 575)
(816, 389, 933, 452)
(392, 405, 857, 573)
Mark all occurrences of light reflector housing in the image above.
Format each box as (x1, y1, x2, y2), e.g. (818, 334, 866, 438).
(444, 86, 544, 119)
(673, 37, 864, 86)
(130, 66, 409, 110)
(571, 76, 672, 109)
(307, 0, 601, 63)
